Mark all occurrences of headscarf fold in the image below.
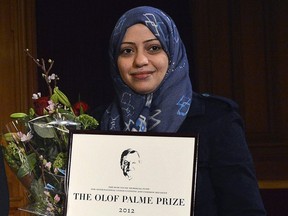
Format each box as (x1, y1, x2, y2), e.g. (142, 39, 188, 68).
(101, 6, 192, 132)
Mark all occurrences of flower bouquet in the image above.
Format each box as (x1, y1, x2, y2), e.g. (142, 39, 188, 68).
(1, 49, 99, 215)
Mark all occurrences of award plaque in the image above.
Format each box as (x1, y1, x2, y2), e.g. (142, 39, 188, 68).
(65, 131, 198, 216)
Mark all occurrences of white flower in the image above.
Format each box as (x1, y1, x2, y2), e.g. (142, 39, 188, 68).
(46, 100, 56, 113)
(54, 167, 58, 174)
(45, 162, 52, 170)
(17, 131, 33, 142)
(32, 92, 41, 100)
(48, 73, 57, 83)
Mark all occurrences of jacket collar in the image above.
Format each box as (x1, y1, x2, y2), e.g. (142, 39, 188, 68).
(187, 92, 205, 117)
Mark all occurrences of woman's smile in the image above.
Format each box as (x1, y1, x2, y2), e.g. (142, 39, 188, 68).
(130, 70, 155, 80)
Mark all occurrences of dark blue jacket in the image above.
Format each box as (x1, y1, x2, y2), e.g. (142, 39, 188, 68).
(97, 92, 266, 216)
(179, 93, 266, 216)
(0, 149, 9, 215)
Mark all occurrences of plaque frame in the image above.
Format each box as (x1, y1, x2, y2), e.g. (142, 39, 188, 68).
(64, 130, 198, 216)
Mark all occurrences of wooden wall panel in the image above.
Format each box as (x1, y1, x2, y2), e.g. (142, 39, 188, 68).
(0, 0, 37, 215)
(268, 1, 288, 138)
(237, 1, 269, 133)
(190, 0, 288, 181)
(207, 0, 233, 97)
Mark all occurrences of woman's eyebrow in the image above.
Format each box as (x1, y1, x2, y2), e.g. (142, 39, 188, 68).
(121, 38, 159, 45)
(120, 41, 135, 45)
(144, 38, 159, 43)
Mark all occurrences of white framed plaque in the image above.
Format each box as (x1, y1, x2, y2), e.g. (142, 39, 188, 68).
(65, 131, 198, 216)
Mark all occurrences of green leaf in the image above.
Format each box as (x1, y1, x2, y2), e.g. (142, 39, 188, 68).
(17, 153, 36, 178)
(29, 108, 35, 117)
(54, 87, 71, 107)
(32, 121, 55, 138)
(76, 114, 99, 129)
(3, 132, 16, 142)
(50, 93, 58, 103)
(10, 113, 28, 119)
(27, 153, 37, 169)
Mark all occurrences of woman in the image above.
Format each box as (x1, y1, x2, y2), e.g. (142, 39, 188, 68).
(101, 6, 266, 215)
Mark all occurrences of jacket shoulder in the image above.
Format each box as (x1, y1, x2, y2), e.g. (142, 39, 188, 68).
(198, 93, 239, 111)
(187, 92, 240, 120)
(180, 93, 241, 132)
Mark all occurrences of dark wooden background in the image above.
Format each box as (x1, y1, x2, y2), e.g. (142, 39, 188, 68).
(0, 0, 287, 215)
(36, 0, 288, 182)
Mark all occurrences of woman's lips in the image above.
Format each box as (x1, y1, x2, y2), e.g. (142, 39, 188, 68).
(130, 70, 154, 80)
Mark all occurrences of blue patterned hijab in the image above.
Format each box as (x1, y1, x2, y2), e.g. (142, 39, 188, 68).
(101, 6, 192, 132)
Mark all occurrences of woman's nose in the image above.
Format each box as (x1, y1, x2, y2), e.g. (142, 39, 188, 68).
(134, 51, 149, 67)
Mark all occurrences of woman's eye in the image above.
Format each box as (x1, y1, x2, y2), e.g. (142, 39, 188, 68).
(120, 48, 133, 55)
(148, 45, 162, 53)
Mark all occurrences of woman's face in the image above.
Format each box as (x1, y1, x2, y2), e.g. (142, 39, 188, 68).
(117, 24, 169, 94)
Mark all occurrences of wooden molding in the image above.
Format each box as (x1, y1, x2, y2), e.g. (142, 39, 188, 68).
(259, 180, 288, 189)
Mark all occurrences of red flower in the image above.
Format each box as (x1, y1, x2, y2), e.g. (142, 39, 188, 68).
(33, 96, 50, 116)
(73, 101, 89, 116)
